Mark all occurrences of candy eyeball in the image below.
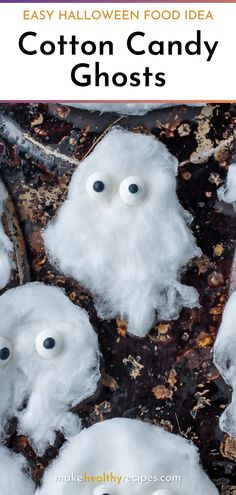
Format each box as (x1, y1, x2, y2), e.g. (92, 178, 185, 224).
(119, 176, 147, 206)
(0, 337, 12, 367)
(35, 329, 64, 359)
(86, 172, 114, 202)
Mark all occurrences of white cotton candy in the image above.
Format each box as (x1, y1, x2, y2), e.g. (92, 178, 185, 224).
(213, 292, 236, 437)
(218, 163, 236, 209)
(36, 418, 218, 495)
(0, 283, 100, 454)
(0, 115, 78, 169)
(0, 446, 35, 495)
(65, 102, 203, 115)
(0, 180, 12, 289)
(43, 128, 200, 337)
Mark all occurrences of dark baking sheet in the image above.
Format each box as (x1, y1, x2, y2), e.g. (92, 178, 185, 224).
(0, 103, 236, 492)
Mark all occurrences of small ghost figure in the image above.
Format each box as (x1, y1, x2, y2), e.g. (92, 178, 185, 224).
(0, 180, 12, 289)
(0, 282, 100, 454)
(65, 103, 203, 115)
(36, 418, 218, 495)
(214, 292, 236, 437)
(43, 128, 200, 337)
(218, 162, 236, 209)
(0, 446, 35, 495)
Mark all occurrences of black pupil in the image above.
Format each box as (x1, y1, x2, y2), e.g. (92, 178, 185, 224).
(93, 181, 105, 193)
(128, 183, 138, 194)
(0, 347, 10, 360)
(43, 338, 56, 350)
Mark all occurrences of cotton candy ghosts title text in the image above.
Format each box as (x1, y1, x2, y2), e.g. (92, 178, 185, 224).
(18, 29, 219, 88)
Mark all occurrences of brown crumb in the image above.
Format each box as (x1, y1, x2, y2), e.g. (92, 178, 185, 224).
(167, 368, 178, 386)
(207, 271, 224, 287)
(195, 255, 212, 275)
(123, 355, 144, 379)
(91, 401, 112, 422)
(181, 171, 192, 181)
(116, 318, 127, 337)
(196, 331, 213, 348)
(152, 385, 173, 400)
(101, 372, 119, 391)
(157, 323, 171, 335)
(31, 114, 44, 127)
(209, 173, 223, 186)
(220, 436, 236, 461)
(213, 243, 224, 257)
(178, 123, 191, 136)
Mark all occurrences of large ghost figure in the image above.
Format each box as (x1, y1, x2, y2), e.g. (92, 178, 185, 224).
(214, 292, 236, 437)
(0, 446, 35, 495)
(0, 283, 100, 454)
(43, 128, 200, 337)
(36, 418, 218, 495)
(0, 180, 12, 289)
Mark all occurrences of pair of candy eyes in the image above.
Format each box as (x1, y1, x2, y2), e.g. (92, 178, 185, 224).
(0, 329, 64, 367)
(86, 173, 146, 206)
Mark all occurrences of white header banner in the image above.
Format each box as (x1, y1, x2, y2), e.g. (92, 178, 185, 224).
(0, 2, 234, 101)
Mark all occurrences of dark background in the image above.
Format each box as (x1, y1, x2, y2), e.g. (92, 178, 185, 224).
(0, 103, 235, 493)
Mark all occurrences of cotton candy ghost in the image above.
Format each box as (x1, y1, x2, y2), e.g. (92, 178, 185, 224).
(36, 418, 218, 495)
(218, 162, 236, 209)
(0, 282, 100, 454)
(43, 128, 200, 337)
(213, 292, 236, 437)
(0, 446, 35, 495)
(65, 103, 204, 115)
(215, 162, 236, 436)
(0, 180, 12, 289)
